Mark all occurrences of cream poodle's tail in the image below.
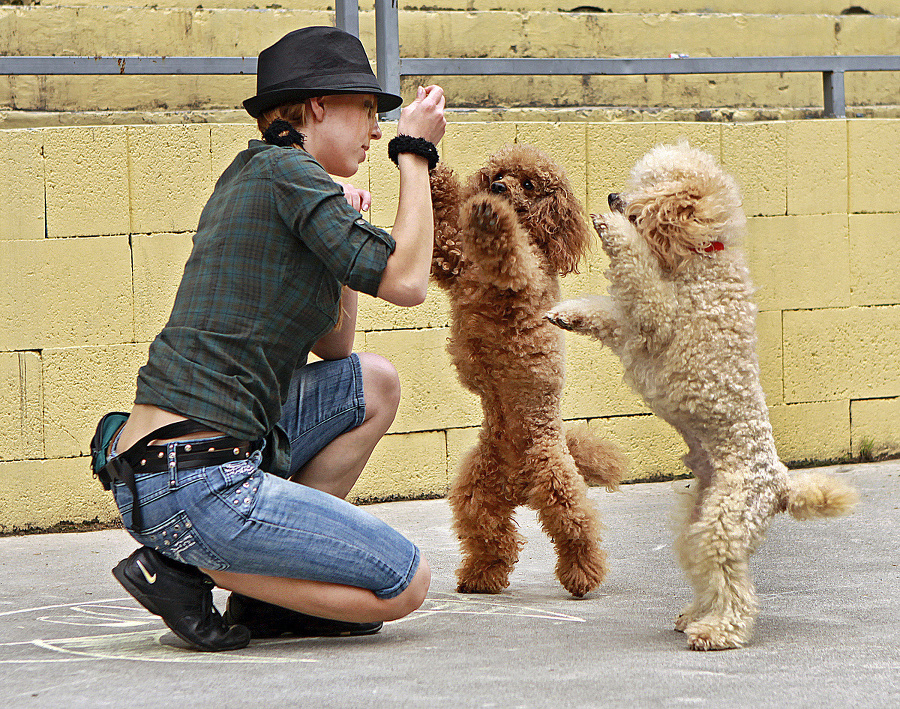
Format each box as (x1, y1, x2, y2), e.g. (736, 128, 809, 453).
(782, 471, 858, 520)
(566, 424, 627, 491)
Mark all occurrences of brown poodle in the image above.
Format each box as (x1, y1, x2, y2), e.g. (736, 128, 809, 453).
(430, 143, 626, 598)
(547, 142, 857, 648)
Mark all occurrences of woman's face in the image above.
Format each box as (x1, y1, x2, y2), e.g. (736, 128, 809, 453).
(309, 93, 382, 178)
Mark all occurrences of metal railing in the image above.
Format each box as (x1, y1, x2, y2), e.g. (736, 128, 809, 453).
(2, 0, 899, 121)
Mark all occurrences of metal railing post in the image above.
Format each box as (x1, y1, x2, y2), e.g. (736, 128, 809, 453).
(334, 0, 359, 37)
(375, 0, 402, 120)
(823, 70, 846, 118)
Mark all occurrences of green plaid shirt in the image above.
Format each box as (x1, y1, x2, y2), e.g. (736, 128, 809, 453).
(134, 140, 395, 475)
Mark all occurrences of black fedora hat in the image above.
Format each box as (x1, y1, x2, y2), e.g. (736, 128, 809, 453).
(243, 26, 403, 118)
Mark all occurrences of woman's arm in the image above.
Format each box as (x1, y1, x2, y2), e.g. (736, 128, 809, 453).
(376, 85, 447, 307)
(311, 287, 358, 360)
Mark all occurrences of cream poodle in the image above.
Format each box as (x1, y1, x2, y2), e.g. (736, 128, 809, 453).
(430, 144, 626, 598)
(547, 142, 857, 649)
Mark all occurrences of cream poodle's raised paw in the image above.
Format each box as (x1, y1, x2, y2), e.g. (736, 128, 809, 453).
(546, 296, 623, 346)
(544, 301, 594, 334)
(430, 143, 627, 599)
(551, 141, 857, 649)
(590, 212, 629, 256)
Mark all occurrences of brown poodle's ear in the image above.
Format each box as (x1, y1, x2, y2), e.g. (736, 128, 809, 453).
(529, 188, 592, 275)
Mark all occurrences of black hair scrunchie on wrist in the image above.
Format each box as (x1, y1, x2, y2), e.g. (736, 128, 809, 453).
(263, 119, 306, 149)
(388, 135, 439, 171)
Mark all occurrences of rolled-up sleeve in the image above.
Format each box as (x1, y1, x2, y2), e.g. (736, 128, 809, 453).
(272, 150, 396, 297)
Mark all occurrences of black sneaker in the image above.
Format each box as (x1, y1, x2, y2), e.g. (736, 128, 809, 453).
(224, 592, 383, 639)
(113, 547, 250, 651)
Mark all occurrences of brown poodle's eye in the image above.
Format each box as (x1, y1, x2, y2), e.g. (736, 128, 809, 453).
(522, 179, 534, 191)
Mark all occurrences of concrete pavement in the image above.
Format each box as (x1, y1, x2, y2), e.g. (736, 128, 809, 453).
(1, 461, 898, 708)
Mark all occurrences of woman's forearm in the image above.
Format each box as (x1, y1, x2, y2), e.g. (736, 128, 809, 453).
(377, 153, 433, 306)
(311, 287, 358, 359)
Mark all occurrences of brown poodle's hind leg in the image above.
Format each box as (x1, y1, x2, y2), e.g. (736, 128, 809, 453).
(449, 444, 524, 594)
(526, 443, 608, 598)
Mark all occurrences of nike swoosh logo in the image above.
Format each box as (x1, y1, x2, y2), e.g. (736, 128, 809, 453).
(136, 559, 157, 584)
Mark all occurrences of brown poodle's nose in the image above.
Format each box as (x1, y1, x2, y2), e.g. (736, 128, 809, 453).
(608, 193, 626, 213)
(491, 181, 507, 194)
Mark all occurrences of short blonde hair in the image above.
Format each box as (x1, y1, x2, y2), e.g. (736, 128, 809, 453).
(256, 101, 309, 138)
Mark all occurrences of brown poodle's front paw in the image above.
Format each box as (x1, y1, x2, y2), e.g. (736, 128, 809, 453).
(556, 547, 607, 598)
(463, 195, 518, 253)
(470, 198, 502, 233)
(456, 561, 512, 594)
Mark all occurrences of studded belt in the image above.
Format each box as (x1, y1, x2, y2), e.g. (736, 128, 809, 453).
(98, 418, 260, 531)
(132, 436, 256, 475)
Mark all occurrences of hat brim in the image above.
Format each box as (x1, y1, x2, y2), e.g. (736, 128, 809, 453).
(243, 87, 403, 118)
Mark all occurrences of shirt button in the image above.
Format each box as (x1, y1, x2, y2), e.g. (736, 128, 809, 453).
(355, 218, 366, 226)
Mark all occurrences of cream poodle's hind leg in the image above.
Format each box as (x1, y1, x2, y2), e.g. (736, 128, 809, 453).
(449, 443, 524, 594)
(526, 443, 608, 597)
(672, 435, 716, 632)
(676, 475, 758, 651)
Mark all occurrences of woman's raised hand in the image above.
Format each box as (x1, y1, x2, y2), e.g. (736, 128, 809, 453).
(397, 85, 446, 147)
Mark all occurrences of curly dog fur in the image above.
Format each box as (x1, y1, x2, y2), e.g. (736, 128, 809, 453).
(430, 144, 626, 598)
(547, 142, 857, 647)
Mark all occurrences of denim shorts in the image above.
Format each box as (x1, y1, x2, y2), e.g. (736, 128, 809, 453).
(111, 354, 420, 599)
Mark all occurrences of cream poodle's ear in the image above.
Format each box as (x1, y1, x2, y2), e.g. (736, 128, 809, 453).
(626, 176, 731, 273)
(529, 187, 592, 275)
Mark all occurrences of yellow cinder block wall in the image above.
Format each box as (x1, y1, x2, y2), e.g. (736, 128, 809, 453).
(1, 118, 899, 530)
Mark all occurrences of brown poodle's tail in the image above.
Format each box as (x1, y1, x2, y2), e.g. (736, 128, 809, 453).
(566, 424, 627, 491)
(781, 471, 858, 521)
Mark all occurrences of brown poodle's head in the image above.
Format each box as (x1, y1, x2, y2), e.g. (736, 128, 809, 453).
(612, 142, 746, 272)
(467, 144, 591, 275)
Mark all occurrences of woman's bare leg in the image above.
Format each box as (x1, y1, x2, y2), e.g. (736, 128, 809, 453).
(207, 558, 431, 624)
(290, 352, 400, 498)
(220, 354, 423, 626)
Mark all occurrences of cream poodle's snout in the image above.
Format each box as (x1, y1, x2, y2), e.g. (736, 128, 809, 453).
(607, 193, 626, 213)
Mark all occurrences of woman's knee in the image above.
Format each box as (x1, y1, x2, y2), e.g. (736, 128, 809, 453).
(357, 353, 401, 424)
(381, 557, 431, 621)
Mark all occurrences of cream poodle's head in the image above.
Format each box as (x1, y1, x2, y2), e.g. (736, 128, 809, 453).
(609, 142, 746, 272)
(468, 143, 591, 275)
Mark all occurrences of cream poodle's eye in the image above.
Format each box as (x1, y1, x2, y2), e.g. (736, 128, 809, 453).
(522, 179, 535, 191)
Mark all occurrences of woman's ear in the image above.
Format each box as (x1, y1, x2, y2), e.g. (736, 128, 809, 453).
(307, 96, 327, 122)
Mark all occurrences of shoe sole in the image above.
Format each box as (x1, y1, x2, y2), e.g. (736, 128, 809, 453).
(288, 621, 384, 638)
(112, 560, 245, 652)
